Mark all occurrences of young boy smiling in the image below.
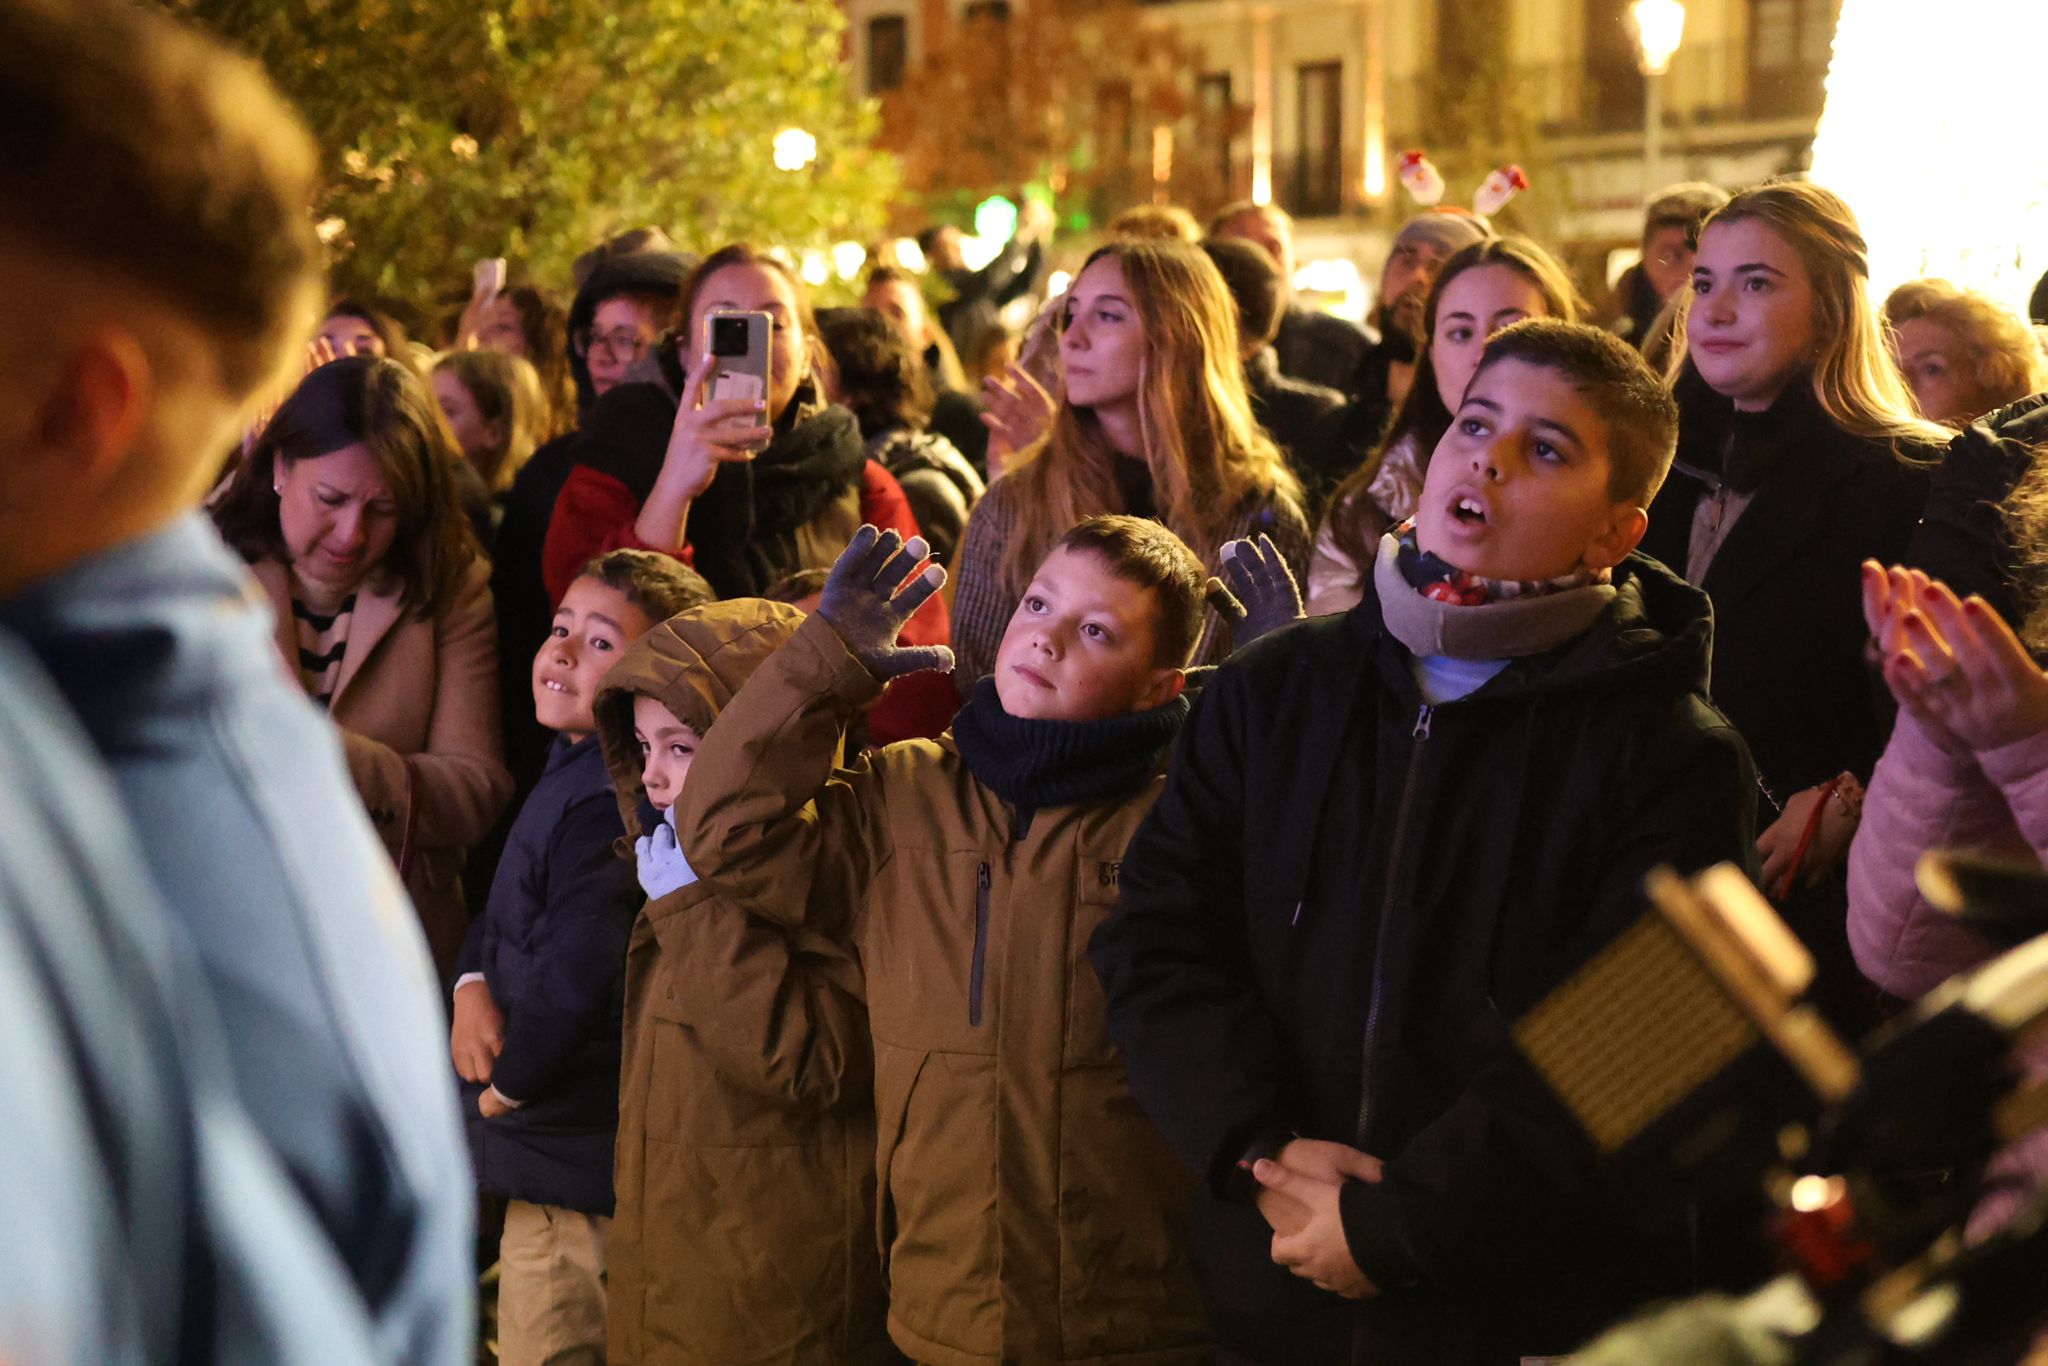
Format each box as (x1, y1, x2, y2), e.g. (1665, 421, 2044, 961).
(677, 517, 1213, 1366)
(1091, 320, 1760, 1365)
(452, 549, 710, 1366)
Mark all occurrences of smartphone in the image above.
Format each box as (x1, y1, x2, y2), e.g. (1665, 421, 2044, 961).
(706, 309, 772, 406)
(473, 257, 507, 301)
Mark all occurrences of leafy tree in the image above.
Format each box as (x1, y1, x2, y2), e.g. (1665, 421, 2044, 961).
(164, 0, 900, 329)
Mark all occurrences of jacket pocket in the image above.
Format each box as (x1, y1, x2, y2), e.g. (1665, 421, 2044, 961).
(1064, 854, 1128, 1068)
(968, 861, 991, 1027)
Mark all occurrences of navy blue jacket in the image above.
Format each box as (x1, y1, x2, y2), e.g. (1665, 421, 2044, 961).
(461, 733, 640, 1214)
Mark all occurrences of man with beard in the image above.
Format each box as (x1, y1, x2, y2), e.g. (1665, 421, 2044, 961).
(1326, 210, 1491, 478)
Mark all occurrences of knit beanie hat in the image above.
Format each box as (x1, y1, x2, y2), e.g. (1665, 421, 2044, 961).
(1390, 208, 1490, 258)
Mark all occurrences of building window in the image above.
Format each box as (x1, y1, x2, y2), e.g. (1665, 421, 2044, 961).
(1097, 79, 1134, 174)
(1749, 0, 1837, 116)
(1196, 72, 1235, 200)
(964, 0, 1012, 21)
(1293, 61, 1342, 218)
(866, 16, 908, 96)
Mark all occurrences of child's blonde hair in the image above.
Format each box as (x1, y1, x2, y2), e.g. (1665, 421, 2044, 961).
(433, 348, 551, 494)
(1668, 179, 1950, 450)
(997, 238, 1299, 597)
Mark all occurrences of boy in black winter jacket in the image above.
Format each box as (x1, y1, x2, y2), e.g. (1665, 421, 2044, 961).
(451, 550, 710, 1366)
(1091, 320, 1760, 1366)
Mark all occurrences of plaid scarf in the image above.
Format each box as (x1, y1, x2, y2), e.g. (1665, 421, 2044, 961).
(1391, 519, 1612, 608)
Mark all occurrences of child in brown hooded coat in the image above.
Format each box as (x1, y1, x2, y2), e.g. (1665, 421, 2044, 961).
(591, 599, 894, 1366)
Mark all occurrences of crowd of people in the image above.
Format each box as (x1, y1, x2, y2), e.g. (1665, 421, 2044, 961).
(11, 3, 2048, 1366)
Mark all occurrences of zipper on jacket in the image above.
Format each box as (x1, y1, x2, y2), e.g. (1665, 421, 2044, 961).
(968, 861, 991, 1027)
(1356, 704, 1432, 1150)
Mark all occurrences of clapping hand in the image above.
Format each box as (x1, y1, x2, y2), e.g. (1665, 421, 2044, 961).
(1864, 561, 2048, 752)
(816, 527, 956, 681)
(979, 361, 1057, 480)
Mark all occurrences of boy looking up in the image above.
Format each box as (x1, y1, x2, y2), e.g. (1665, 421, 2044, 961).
(453, 550, 711, 1366)
(677, 519, 1213, 1366)
(1091, 320, 1759, 1365)
(0, 2, 474, 1358)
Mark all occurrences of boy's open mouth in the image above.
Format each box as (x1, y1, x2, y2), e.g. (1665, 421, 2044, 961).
(1450, 495, 1489, 527)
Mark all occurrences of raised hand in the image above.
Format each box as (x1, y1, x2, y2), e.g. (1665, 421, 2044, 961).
(1220, 534, 1305, 646)
(662, 358, 772, 502)
(979, 360, 1057, 480)
(1887, 578, 2048, 753)
(817, 526, 957, 681)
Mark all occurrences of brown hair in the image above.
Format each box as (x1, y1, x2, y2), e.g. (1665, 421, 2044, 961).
(1208, 200, 1293, 238)
(818, 308, 929, 439)
(432, 348, 551, 493)
(1107, 204, 1203, 243)
(325, 298, 411, 361)
(0, 0, 323, 398)
(1884, 278, 2048, 426)
(576, 549, 714, 623)
(1469, 319, 1681, 506)
(498, 283, 575, 436)
(212, 356, 479, 618)
(1327, 236, 1586, 574)
(865, 263, 968, 390)
(1053, 515, 1206, 667)
(1669, 179, 1950, 450)
(1642, 182, 1730, 244)
(998, 238, 1300, 597)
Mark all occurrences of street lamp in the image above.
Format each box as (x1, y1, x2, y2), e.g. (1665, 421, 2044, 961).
(1630, 0, 1686, 201)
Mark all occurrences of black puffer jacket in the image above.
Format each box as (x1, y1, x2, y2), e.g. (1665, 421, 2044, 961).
(1091, 553, 1758, 1365)
(1906, 390, 2048, 626)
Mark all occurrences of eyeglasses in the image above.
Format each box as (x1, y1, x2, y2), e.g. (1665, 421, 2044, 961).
(573, 327, 652, 363)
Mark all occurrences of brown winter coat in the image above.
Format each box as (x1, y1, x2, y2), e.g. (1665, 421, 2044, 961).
(251, 555, 512, 976)
(678, 612, 1209, 1366)
(592, 601, 893, 1366)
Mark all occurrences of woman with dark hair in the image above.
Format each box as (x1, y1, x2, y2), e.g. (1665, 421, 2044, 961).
(213, 355, 513, 976)
(318, 296, 410, 363)
(819, 307, 985, 566)
(542, 241, 957, 744)
(458, 281, 576, 438)
(1307, 236, 1585, 614)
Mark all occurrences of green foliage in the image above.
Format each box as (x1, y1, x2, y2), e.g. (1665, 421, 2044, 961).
(164, 0, 900, 330)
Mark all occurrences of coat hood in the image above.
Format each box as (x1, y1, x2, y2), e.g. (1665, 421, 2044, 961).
(592, 598, 806, 836)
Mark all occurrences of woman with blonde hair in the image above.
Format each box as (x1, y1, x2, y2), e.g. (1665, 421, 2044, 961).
(432, 348, 549, 514)
(1641, 177, 1949, 1027)
(1308, 235, 1585, 614)
(1884, 277, 2048, 428)
(949, 236, 1312, 685)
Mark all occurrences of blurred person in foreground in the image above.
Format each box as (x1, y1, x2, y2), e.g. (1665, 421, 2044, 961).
(0, 1, 474, 1359)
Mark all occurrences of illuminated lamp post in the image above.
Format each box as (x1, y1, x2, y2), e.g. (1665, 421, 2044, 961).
(1630, 0, 1686, 203)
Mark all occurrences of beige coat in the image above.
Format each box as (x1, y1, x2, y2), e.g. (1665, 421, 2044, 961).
(592, 602, 892, 1366)
(679, 613, 1209, 1366)
(252, 556, 512, 975)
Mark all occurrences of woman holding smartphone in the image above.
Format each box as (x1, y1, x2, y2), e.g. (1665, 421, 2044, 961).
(543, 243, 956, 743)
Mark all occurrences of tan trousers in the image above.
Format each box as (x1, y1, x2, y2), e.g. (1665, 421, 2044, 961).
(497, 1200, 611, 1366)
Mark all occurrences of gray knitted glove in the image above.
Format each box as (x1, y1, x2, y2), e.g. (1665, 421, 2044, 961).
(1219, 534, 1304, 646)
(816, 526, 957, 680)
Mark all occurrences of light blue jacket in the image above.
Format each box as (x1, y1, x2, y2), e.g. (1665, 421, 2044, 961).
(0, 623, 382, 1365)
(0, 515, 474, 1366)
